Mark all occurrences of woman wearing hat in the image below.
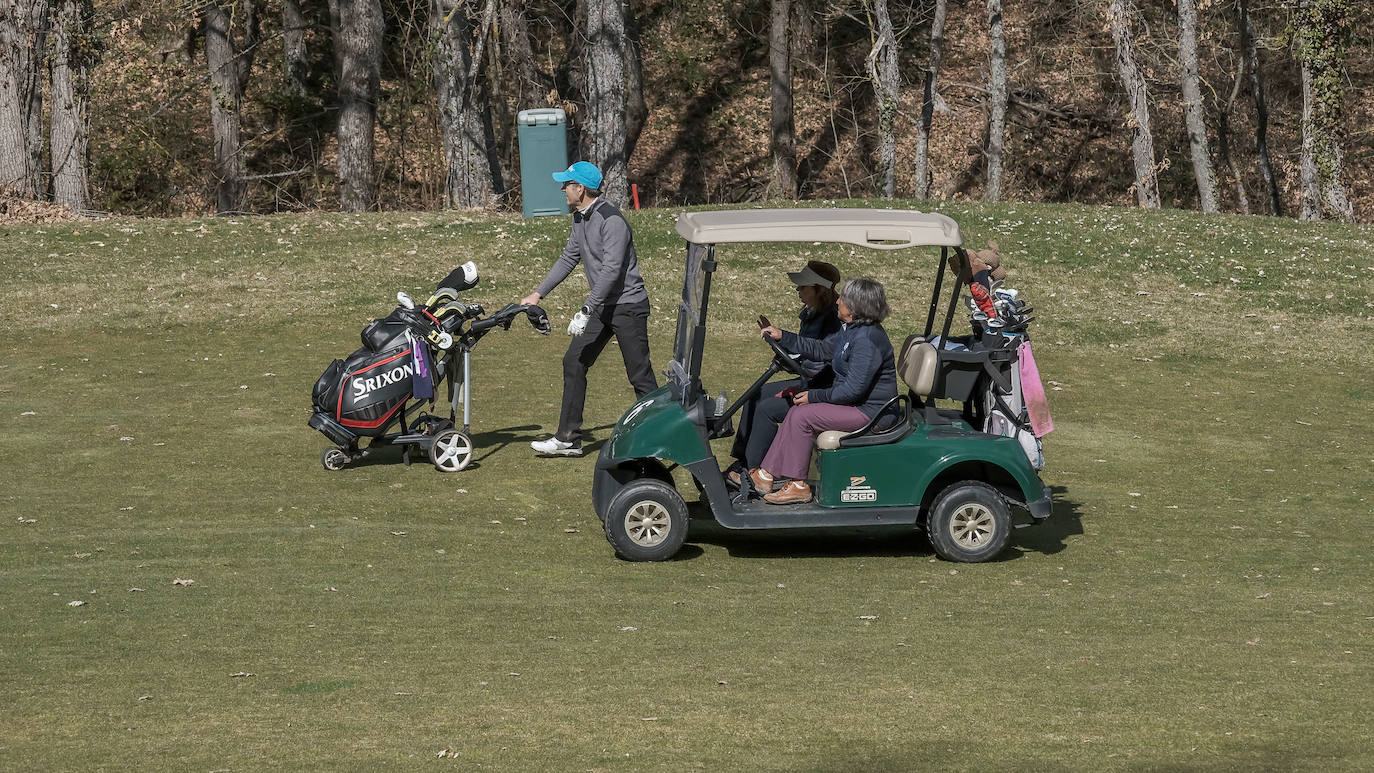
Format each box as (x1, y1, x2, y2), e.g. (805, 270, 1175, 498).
(726, 260, 843, 486)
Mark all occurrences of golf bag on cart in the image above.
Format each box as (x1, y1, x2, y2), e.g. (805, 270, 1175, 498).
(308, 262, 551, 472)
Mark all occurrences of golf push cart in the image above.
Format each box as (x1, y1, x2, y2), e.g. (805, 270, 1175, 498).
(592, 209, 1053, 563)
(309, 262, 551, 472)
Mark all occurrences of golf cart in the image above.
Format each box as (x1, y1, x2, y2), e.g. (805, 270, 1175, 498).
(591, 209, 1053, 563)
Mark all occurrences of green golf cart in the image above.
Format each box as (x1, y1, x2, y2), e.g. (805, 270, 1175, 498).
(591, 208, 1053, 562)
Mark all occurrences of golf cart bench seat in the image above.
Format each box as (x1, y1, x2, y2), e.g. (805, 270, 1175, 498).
(817, 335, 937, 450)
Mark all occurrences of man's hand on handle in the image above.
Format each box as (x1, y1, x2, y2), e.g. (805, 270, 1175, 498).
(761, 326, 782, 341)
(520, 292, 542, 307)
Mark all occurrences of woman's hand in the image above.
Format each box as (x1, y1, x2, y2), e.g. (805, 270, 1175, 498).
(761, 325, 782, 341)
(792, 390, 810, 405)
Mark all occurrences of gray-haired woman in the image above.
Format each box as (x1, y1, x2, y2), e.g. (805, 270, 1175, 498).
(754, 278, 898, 504)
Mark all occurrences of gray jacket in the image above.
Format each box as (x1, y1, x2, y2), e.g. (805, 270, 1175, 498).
(534, 198, 649, 312)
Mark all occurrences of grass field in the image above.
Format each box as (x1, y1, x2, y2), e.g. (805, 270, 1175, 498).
(1, 201, 1371, 770)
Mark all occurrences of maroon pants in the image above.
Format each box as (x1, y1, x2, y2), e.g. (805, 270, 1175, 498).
(761, 403, 869, 480)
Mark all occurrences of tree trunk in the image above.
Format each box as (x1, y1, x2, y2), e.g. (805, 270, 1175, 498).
(1177, 0, 1217, 212)
(331, 0, 382, 211)
(865, 0, 899, 198)
(769, 0, 796, 198)
(583, 0, 626, 203)
(498, 0, 541, 104)
(48, 0, 91, 210)
(1294, 0, 1353, 222)
(1239, 0, 1279, 216)
(432, 0, 500, 208)
(283, 0, 308, 97)
(913, 0, 946, 199)
(204, 0, 259, 214)
(1214, 53, 1249, 215)
(623, 0, 648, 164)
(0, 0, 48, 198)
(984, 0, 1007, 201)
(1106, 0, 1160, 208)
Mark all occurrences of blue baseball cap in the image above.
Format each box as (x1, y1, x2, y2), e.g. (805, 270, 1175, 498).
(552, 161, 603, 190)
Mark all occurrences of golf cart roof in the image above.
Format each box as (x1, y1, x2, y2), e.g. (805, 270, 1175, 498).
(675, 208, 963, 250)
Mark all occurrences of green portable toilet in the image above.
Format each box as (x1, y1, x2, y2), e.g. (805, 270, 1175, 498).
(517, 108, 570, 218)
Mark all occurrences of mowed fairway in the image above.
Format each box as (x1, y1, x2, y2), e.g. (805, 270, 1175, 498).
(1, 202, 1371, 770)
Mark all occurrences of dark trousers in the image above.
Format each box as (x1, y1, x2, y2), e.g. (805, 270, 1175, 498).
(730, 377, 802, 469)
(557, 301, 657, 441)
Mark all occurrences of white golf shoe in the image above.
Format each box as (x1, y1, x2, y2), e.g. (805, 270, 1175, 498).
(530, 437, 583, 456)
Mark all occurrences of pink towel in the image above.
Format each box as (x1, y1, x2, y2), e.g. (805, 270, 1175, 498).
(1018, 341, 1054, 437)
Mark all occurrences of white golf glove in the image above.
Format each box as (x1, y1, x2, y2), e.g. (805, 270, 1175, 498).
(567, 306, 590, 336)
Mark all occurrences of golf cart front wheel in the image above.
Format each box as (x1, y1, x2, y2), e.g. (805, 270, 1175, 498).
(429, 429, 474, 472)
(604, 479, 688, 562)
(321, 448, 350, 471)
(925, 481, 1011, 563)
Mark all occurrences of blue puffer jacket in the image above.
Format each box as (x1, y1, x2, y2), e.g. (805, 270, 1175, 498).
(796, 303, 842, 383)
(780, 322, 897, 418)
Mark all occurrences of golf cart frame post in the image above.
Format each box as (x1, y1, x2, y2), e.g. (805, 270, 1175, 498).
(592, 209, 1051, 557)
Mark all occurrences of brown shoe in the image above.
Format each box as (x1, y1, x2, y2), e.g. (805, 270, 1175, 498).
(727, 469, 742, 487)
(764, 480, 812, 504)
(749, 468, 775, 492)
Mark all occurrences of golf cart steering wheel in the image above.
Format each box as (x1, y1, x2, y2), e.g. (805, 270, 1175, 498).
(765, 334, 809, 384)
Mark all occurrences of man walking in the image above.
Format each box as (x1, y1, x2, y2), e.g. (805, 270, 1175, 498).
(520, 161, 657, 456)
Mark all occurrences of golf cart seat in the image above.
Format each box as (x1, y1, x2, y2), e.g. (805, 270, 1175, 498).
(816, 335, 937, 450)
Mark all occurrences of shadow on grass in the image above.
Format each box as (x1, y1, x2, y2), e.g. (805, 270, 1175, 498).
(680, 485, 1084, 562)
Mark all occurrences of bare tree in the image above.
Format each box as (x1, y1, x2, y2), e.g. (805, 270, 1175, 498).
(769, 0, 797, 198)
(330, 0, 382, 211)
(0, 0, 49, 198)
(204, 0, 260, 213)
(1294, 0, 1352, 221)
(283, 0, 309, 97)
(865, 0, 899, 198)
(48, 0, 92, 210)
(913, 0, 946, 199)
(1239, 0, 1280, 216)
(432, 0, 501, 208)
(1214, 52, 1249, 214)
(624, 1, 648, 163)
(1177, 0, 1217, 212)
(583, 0, 627, 203)
(1106, 0, 1160, 208)
(984, 0, 1007, 201)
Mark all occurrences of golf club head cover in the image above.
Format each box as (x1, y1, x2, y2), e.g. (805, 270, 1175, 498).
(775, 385, 800, 404)
(969, 280, 997, 320)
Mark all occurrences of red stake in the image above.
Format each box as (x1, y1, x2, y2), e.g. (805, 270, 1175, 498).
(632, 183, 640, 210)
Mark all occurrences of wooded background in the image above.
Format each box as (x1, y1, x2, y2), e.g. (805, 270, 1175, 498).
(1, 0, 1369, 221)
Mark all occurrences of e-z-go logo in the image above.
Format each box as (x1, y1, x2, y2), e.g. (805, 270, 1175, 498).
(840, 475, 877, 503)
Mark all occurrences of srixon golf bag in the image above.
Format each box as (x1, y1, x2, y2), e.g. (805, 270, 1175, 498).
(311, 306, 435, 439)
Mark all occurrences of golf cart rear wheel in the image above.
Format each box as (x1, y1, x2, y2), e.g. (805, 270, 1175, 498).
(321, 448, 350, 471)
(429, 429, 474, 472)
(604, 479, 688, 562)
(925, 481, 1011, 563)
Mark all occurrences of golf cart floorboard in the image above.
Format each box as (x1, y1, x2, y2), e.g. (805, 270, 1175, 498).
(719, 495, 920, 530)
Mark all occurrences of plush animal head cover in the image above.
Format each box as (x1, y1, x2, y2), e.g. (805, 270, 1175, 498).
(949, 242, 1007, 283)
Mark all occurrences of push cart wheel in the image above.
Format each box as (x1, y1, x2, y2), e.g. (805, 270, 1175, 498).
(429, 429, 474, 472)
(925, 481, 1011, 563)
(321, 448, 350, 471)
(604, 479, 688, 562)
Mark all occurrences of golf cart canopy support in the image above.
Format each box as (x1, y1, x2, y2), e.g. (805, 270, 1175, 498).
(675, 208, 963, 249)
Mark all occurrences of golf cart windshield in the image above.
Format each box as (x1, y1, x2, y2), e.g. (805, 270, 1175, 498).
(667, 208, 965, 399)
